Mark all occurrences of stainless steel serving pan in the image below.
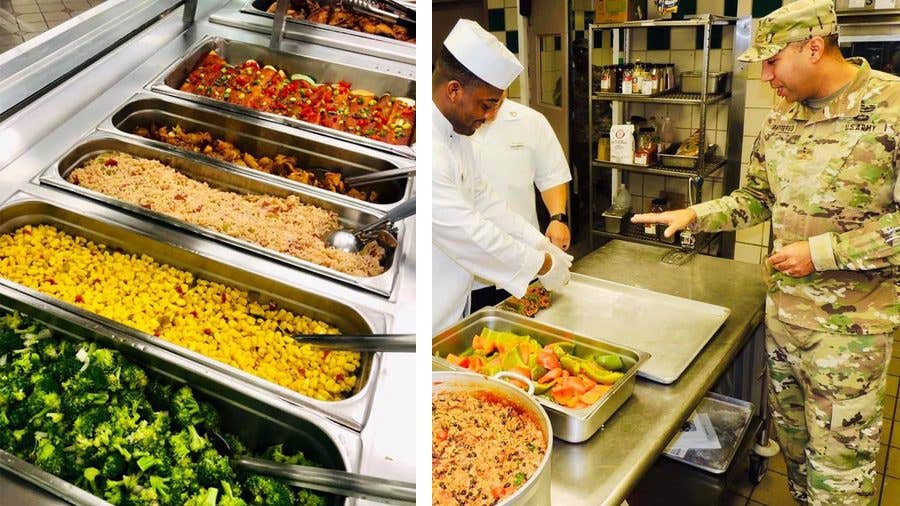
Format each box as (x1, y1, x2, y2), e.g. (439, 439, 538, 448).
(0, 192, 386, 431)
(241, 0, 415, 63)
(432, 371, 553, 506)
(0, 281, 360, 506)
(432, 308, 650, 443)
(39, 133, 402, 298)
(101, 93, 412, 211)
(148, 36, 416, 159)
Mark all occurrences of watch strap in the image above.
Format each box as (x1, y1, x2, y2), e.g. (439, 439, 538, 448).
(550, 213, 568, 223)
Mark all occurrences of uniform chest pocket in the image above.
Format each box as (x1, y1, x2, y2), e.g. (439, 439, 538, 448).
(829, 128, 896, 210)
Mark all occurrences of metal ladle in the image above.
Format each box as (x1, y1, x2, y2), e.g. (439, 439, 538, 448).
(205, 431, 416, 505)
(293, 333, 415, 353)
(325, 197, 416, 253)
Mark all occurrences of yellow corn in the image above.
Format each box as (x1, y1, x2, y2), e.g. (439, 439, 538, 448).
(0, 225, 361, 401)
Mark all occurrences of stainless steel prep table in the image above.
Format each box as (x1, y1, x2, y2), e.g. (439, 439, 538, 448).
(549, 240, 766, 505)
(0, 0, 415, 503)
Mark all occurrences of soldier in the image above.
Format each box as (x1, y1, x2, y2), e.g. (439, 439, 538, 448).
(632, 0, 899, 503)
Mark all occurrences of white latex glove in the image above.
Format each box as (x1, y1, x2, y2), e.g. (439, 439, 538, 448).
(543, 241, 573, 267)
(538, 250, 572, 292)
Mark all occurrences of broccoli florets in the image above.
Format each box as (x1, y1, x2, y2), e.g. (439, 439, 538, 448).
(223, 433, 248, 456)
(0, 321, 24, 355)
(294, 488, 328, 506)
(146, 378, 173, 411)
(184, 487, 219, 506)
(263, 443, 318, 467)
(243, 474, 295, 506)
(120, 363, 148, 390)
(171, 386, 202, 428)
(219, 480, 248, 506)
(196, 448, 235, 487)
(101, 451, 127, 479)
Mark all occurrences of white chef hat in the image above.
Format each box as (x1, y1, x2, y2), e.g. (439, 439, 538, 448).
(443, 19, 523, 90)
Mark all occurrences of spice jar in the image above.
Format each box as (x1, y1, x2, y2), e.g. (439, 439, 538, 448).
(648, 65, 661, 94)
(621, 65, 634, 94)
(634, 130, 658, 166)
(600, 66, 613, 92)
(645, 197, 668, 236)
(596, 137, 610, 161)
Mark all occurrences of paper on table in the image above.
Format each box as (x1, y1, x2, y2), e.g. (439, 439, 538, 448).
(874, 0, 896, 9)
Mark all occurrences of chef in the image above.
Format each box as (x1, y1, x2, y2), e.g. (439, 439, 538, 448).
(470, 92, 572, 309)
(432, 19, 573, 333)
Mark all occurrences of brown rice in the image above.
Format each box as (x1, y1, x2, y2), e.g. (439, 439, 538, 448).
(68, 152, 385, 277)
(432, 390, 547, 506)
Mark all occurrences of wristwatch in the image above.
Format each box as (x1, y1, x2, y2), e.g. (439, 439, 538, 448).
(549, 213, 568, 223)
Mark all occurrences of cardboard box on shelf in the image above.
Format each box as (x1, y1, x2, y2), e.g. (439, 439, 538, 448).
(594, 0, 647, 23)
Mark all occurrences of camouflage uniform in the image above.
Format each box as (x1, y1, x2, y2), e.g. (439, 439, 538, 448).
(688, 0, 900, 503)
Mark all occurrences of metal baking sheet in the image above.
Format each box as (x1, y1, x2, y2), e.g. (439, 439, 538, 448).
(241, 0, 415, 62)
(0, 281, 357, 506)
(0, 192, 386, 431)
(529, 273, 730, 384)
(432, 308, 650, 443)
(663, 392, 754, 474)
(39, 133, 403, 297)
(148, 36, 416, 158)
(103, 93, 412, 211)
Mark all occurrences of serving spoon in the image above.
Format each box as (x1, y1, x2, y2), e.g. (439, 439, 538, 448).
(325, 197, 415, 253)
(292, 333, 415, 353)
(205, 431, 416, 505)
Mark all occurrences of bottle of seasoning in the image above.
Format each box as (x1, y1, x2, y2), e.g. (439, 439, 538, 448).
(596, 137, 610, 161)
(634, 129, 658, 166)
(633, 61, 644, 95)
(649, 65, 661, 94)
(621, 65, 633, 94)
(600, 66, 612, 92)
(665, 64, 676, 90)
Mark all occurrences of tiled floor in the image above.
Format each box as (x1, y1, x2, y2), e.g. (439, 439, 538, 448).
(0, 0, 106, 55)
(725, 332, 900, 505)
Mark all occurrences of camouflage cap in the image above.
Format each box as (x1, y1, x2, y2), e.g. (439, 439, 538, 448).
(737, 0, 839, 63)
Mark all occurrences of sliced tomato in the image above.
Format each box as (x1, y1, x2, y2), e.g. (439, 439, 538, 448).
(538, 368, 563, 384)
(536, 350, 561, 370)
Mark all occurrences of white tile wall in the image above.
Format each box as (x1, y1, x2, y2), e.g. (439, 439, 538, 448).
(743, 107, 770, 137)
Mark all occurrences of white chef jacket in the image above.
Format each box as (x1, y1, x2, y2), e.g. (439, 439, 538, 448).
(471, 99, 572, 230)
(432, 102, 547, 333)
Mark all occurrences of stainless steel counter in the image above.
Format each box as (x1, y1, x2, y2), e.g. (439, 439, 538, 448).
(551, 240, 766, 505)
(0, 0, 415, 503)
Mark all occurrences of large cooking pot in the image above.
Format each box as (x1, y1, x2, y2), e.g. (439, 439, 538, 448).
(432, 371, 553, 506)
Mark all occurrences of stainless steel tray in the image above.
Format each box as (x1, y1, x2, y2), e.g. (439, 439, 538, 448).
(432, 308, 649, 443)
(663, 392, 754, 474)
(528, 273, 730, 384)
(102, 93, 412, 211)
(148, 36, 416, 158)
(241, 0, 415, 59)
(0, 192, 386, 431)
(39, 133, 402, 297)
(658, 143, 717, 169)
(0, 281, 358, 506)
